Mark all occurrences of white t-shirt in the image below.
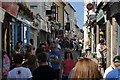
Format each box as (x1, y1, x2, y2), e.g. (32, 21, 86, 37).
(103, 65, 114, 78)
(85, 45, 89, 50)
(7, 67, 32, 79)
(96, 44, 102, 58)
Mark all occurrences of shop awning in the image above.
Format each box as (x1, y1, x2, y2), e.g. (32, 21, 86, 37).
(109, 2, 120, 17)
(2, 2, 19, 18)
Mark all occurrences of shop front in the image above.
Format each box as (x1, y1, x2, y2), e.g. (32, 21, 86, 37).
(0, 4, 5, 79)
(1, 2, 19, 56)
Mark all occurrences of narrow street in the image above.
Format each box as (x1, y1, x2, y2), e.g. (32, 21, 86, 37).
(1, 1, 120, 80)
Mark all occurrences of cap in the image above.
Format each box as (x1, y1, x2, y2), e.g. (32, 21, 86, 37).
(113, 55, 120, 62)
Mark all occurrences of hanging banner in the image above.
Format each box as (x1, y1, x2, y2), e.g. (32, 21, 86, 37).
(2, 2, 19, 18)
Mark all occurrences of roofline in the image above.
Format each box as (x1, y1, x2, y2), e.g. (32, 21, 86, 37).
(75, 24, 79, 28)
(61, 2, 66, 6)
(68, 3, 76, 12)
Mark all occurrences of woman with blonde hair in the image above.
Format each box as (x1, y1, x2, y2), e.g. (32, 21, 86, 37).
(70, 57, 102, 80)
(25, 44, 33, 60)
(84, 39, 91, 57)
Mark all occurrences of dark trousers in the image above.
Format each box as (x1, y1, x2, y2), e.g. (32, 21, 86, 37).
(55, 69, 60, 80)
(62, 75, 68, 80)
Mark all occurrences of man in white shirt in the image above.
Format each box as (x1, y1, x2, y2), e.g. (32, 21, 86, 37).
(103, 55, 120, 78)
(7, 54, 32, 80)
(96, 39, 106, 67)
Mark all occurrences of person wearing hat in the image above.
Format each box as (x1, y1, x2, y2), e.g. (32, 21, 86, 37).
(96, 39, 107, 68)
(103, 55, 120, 78)
(105, 68, 120, 80)
(32, 52, 56, 80)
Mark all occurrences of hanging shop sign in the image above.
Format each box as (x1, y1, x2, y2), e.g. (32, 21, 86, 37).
(17, 15, 32, 26)
(96, 9, 104, 23)
(17, 3, 33, 20)
(86, 3, 93, 10)
(51, 5, 56, 21)
(2, 2, 19, 18)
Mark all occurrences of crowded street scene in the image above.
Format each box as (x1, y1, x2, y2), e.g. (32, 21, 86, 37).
(1, 0, 120, 80)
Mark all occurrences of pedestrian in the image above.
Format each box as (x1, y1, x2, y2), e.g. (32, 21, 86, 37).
(69, 57, 102, 80)
(103, 55, 120, 78)
(25, 44, 33, 60)
(53, 38, 61, 52)
(102, 42, 107, 71)
(35, 42, 46, 56)
(32, 52, 56, 80)
(69, 39, 74, 50)
(63, 37, 70, 48)
(78, 42, 83, 57)
(7, 54, 32, 80)
(62, 49, 74, 80)
(2, 50, 11, 80)
(23, 55, 38, 73)
(48, 42, 62, 80)
(12, 41, 24, 60)
(84, 39, 91, 58)
(35, 42, 50, 65)
(96, 39, 107, 68)
(45, 41, 50, 52)
(30, 39, 35, 50)
(105, 68, 120, 80)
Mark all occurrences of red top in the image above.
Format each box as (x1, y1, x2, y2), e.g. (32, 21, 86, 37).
(63, 59, 74, 76)
(45, 46, 50, 52)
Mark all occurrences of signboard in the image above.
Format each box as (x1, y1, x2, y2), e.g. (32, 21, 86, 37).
(51, 6, 56, 21)
(2, 2, 19, 18)
(96, 9, 104, 22)
(86, 3, 93, 10)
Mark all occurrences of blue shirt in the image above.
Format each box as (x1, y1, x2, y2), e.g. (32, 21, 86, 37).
(48, 51, 61, 70)
(106, 68, 120, 80)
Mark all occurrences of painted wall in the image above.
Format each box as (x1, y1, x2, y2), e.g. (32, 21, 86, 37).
(64, 2, 76, 38)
